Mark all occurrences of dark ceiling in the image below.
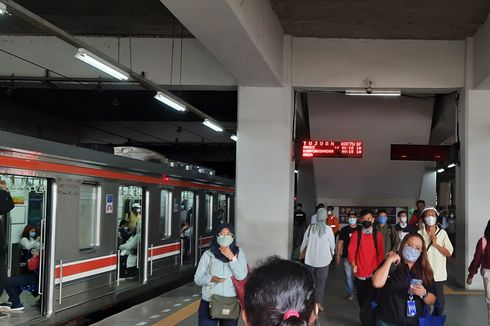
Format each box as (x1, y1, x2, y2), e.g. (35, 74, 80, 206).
(2, 88, 237, 122)
(0, 0, 192, 37)
(271, 0, 490, 40)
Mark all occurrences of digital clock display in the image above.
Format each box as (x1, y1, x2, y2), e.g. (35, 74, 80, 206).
(302, 140, 363, 158)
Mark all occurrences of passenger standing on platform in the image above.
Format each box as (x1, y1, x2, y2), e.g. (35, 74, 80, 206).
(408, 200, 426, 227)
(337, 212, 360, 301)
(375, 209, 399, 255)
(467, 220, 490, 325)
(372, 233, 437, 326)
(243, 257, 317, 326)
(310, 203, 324, 225)
(300, 208, 335, 312)
(326, 206, 340, 237)
(194, 224, 247, 326)
(293, 203, 307, 248)
(395, 210, 416, 246)
(348, 209, 384, 323)
(0, 180, 14, 315)
(418, 207, 453, 313)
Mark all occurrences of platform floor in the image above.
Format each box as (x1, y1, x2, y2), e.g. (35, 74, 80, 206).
(94, 261, 487, 326)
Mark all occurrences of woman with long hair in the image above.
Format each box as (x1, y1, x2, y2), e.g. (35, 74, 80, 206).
(467, 220, 490, 324)
(372, 233, 437, 325)
(300, 208, 336, 312)
(243, 257, 317, 326)
(194, 223, 247, 326)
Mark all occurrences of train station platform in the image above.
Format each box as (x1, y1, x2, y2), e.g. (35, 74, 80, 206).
(93, 260, 486, 326)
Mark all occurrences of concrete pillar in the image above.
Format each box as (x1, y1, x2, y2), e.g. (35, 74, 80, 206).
(462, 90, 490, 290)
(236, 86, 294, 265)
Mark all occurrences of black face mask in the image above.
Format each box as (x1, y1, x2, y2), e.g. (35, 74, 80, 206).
(362, 220, 372, 229)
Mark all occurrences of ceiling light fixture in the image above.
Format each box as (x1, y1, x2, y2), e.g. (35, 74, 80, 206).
(230, 134, 238, 142)
(0, 2, 6, 15)
(447, 163, 456, 168)
(437, 168, 445, 173)
(74, 48, 129, 81)
(154, 91, 186, 112)
(345, 90, 401, 97)
(203, 119, 223, 132)
(294, 170, 299, 174)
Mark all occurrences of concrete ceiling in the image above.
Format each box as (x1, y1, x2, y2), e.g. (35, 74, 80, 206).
(306, 92, 435, 203)
(0, 0, 192, 37)
(271, 0, 490, 40)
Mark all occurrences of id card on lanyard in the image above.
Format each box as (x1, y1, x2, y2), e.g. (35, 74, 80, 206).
(406, 270, 417, 317)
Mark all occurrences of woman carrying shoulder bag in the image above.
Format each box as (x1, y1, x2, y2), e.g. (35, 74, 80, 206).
(194, 223, 248, 326)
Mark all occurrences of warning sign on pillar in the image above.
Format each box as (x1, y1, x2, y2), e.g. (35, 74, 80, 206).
(105, 194, 114, 214)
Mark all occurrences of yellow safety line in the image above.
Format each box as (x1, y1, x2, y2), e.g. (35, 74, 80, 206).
(154, 300, 200, 326)
(444, 285, 484, 296)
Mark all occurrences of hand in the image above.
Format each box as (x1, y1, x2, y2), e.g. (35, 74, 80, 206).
(429, 234, 437, 243)
(386, 252, 401, 265)
(0, 182, 6, 191)
(31, 249, 39, 257)
(219, 246, 236, 261)
(411, 284, 427, 297)
(336, 256, 341, 265)
(467, 276, 473, 285)
(352, 265, 358, 273)
(210, 276, 225, 283)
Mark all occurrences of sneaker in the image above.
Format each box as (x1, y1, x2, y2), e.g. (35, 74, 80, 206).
(346, 295, 354, 301)
(0, 302, 11, 310)
(10, 304, 24, 311)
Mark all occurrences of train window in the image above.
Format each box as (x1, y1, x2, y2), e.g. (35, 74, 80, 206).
(217, 194, 227, 224)
(180, 191, 194, 225)
(159, 190, 171, 239)
(204, 194, 213, 231)
(79, 184, 100, 250)
(117, 185, 143, 232)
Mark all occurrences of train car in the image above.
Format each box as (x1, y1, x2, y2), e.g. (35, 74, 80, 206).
(0, 131, 235, 325)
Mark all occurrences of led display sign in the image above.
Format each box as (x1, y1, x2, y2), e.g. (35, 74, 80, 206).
(302, 140, 363, 158)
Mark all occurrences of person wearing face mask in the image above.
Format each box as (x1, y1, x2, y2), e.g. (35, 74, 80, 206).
(326, 206, 340, 237)
(395, 211, 416, 245)
(194, 223, 247, 326)
(418, 207, 453, 313)
(375, 209, 399, 255)
(118, 220, 131, 245)
(408, 200, 426, 227)
(119, 221, 141, 277)
(124, 203, 142, 232)
(372, 233, 437, 325)
(19, 225, 40, 275)
(348, 210, 385, 324)
(337, 212, 360, 301)
(300, 208, 336, 312)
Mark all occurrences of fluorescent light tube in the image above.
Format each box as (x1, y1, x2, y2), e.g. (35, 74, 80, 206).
(345, 90, 401, 97)
(154, 91, 186, 112)
(437, 168, 445, 173)
(294, 170, 299, 174)
(447, 163, 456, 168)
(75, 48, 129, 81)
(0, 2, 6, 14)
(230, 134, 238, 142)
(202, 119, 223, 132)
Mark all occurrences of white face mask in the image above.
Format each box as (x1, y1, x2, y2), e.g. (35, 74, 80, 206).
(424, 216, 437, 226)
(400, 216, 408, 224)
(327, 211, 333, 215)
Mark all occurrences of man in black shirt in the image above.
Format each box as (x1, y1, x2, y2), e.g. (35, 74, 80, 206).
(293, 203, 307, 248)
(336, 211, 360, 301)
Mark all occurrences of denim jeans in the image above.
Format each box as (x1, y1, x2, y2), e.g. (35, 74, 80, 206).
(343, 258, 355, 296)
(5, 273, 37, 305)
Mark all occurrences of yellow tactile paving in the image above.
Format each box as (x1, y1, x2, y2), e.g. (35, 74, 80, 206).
(444, 284, 484, 296)
(154, 299, 200, 326)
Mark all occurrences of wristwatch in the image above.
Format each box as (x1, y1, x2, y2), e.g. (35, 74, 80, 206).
(421, 291, 428, 299)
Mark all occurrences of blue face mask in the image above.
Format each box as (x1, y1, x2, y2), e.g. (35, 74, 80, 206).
(348, 217, 357, 226)
(29, 231, 36, 238)
(402, 245, 421, 263)
(377, 216, 387, 225)
(217, 235, 234, 247)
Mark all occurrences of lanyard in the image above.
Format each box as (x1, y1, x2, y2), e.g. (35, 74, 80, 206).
(405, 269, 414, 300)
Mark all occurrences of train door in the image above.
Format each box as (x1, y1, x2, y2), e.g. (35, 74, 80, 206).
(197, 193, 214, 260)
(179, 190, 196, 266)
(0, 174, 49, 325)
(115, 185, 144, 291)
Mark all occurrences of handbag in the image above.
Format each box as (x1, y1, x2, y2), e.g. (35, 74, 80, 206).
(208, 255, 240, 320)
(418, 301, 446, 326)
(231, 254, 251, 308)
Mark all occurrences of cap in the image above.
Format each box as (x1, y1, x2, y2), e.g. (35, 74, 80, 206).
(132, 203, 142, 209)
(421, 207, 439, 216)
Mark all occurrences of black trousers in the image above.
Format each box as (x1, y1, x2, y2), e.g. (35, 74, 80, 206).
(354, 277, 374, 309)
(434, 281, 446, 313)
